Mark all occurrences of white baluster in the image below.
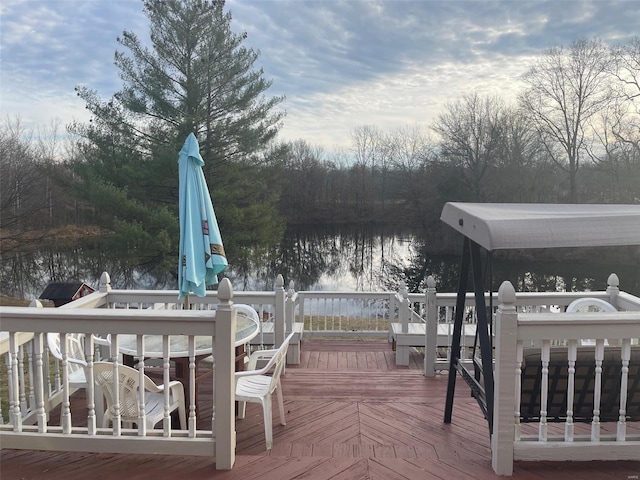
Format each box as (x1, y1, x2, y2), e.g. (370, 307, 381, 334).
(539, 340, 550, 441)
(617, 338, 631, 441)
(514, 342, 523, 441)
(163, 335, 171, 437)
(591, 339, 605, 441)
(565, 340, 577, 441)
(84, 334, 96, 435)
(110, 334, 121, 436)
(27, 343, 35, 412)
(9, 334, 22, 430)
(33, 333, 47, 431)
(137, 334, 146, 437)
(18, 345, 27, 413)
(60, 333, 72, 434)
(189, 335, 196, 437)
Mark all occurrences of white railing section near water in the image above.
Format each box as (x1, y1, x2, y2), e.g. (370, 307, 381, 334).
(98, 274, 292, 352)
(491, 280, 640, 476)
(0, 277, 238, 470)
(417, 273, 639, 376)
(297, 290, 397, 336)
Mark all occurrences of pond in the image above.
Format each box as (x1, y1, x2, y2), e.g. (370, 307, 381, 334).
(1, 226, 639, 301)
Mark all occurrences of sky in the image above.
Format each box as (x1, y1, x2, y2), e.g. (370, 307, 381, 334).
(1, 0, 639, 152)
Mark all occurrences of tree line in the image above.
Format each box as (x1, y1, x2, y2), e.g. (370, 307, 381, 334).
(278, 37, 640, 226)
(1, 0, 638, 272)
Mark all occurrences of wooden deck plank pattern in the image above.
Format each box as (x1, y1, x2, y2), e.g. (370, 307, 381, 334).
(2, 338, 639, 479)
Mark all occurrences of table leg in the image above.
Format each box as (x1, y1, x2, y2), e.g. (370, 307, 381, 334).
(123, 354, 135, 368)
(235, 344, 247, 371)
(234, 344, 248, 415)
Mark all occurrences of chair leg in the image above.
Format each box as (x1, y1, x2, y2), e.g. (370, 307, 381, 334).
(178, 403, 186, 430)
(237, 400, 246, 419)
(275, 384, 286, 426)
(262, 396, 273, 450)
(94, 389, 104, 426)
(170, 384, 187, 429)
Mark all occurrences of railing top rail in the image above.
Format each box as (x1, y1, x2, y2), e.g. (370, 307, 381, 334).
(0, 306, 220, 336)
(517, 311, 640, 324)
(433, 290, 614, 307)
(406, 293, 425, 301)
(617, 291, 640, 310)
(514, 311, 640, 341)
(298, 291, 395, 300)
(105, 289, 276, 301)
(58, 291, 109, 309)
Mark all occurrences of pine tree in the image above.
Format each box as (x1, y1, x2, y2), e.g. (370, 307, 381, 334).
(67, 0, 285, 272)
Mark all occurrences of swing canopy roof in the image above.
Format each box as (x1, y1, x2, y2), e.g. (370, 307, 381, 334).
(440, 203, 640, 251)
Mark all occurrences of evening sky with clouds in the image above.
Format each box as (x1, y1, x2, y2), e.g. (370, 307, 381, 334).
(1, 0, 639, 151)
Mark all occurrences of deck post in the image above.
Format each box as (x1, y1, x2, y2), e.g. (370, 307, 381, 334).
(274, 275, 286, 349)
(607, 273, 622, 346)
(492, 281, 517, 476)
(99, 271, 112, 292)
(214, 279, 236, 470)
(424, 276, 437, 377)
(285, 281, 298, 364)
(399, 282, 409, 334)
(607, 273, 620, 306)
(394, 282, 411, 366)
(286, 281, 295, 334)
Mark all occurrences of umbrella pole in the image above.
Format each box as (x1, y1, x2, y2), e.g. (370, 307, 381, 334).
(184, 294, 190, 310)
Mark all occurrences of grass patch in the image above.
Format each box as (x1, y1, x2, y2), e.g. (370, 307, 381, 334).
(302, 315, 390, 333)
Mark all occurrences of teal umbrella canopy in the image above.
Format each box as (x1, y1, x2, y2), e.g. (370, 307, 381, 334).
(178, 133, 227, 299)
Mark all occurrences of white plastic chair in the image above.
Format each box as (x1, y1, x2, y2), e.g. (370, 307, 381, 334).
(566, 297, 617, 314)
(47, 332, 105, 421)
(92, 362, 186, 430)
(47, 332, 88, 387)
(235, 331, 295, 450)
(566, 297, 617, 346)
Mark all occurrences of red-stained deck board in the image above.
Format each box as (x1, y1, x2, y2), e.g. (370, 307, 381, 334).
(2, 339, 639, 479)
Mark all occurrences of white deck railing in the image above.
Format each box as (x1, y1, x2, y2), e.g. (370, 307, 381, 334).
(415, 273, 638, 376)
(491, 280, 640, 476)
(2, 270, 639, 473)
(297, 290, 398, 336)
(0, 278, 239, 470)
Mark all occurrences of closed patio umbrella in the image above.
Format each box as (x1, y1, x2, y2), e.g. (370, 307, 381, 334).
(178, 133, 227, 300)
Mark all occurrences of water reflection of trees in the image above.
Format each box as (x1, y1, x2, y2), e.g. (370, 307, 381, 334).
(262, 227, 399, 291)
(380, 240, 639, 297)
(2, 228, 638, 300)
(0, 248, 176, 300)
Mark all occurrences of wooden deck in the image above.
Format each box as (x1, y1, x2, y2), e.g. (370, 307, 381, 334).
(2, 339, 639, 479)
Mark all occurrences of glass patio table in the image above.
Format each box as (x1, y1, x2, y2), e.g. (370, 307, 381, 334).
(117, 305, 260, 404)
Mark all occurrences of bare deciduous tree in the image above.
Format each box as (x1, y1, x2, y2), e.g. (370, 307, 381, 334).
(350, 125, 386, 216)
(609, 36, 640, 157)
(432, 93, 504, 201)
(0, 117, 39, 230)
(520, 37, 613, 202)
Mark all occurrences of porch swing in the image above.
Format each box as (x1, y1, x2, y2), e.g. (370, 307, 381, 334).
(439, 202, 640, 435)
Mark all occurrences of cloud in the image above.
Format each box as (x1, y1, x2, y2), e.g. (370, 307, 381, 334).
(1, 0, 638, 150)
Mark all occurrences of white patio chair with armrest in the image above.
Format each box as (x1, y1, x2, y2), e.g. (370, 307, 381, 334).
(46, 332, 105, 422)
(92, 361, 186, 429)
(566, 297, 618, 346)
(235, 331, 295, 450)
